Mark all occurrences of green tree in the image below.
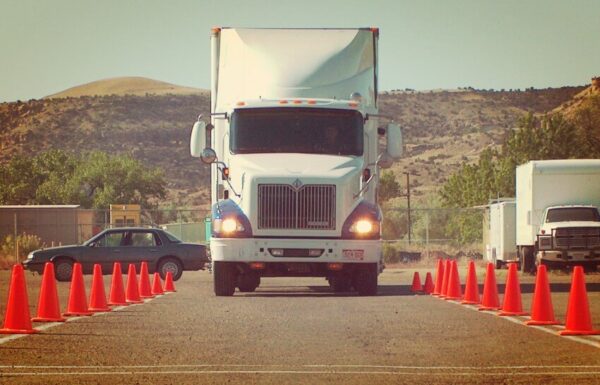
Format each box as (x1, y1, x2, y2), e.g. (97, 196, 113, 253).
(0, 150, 166, 209)
(378, 170, 402, 203)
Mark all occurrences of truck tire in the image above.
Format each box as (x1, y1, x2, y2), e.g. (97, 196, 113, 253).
(520, 246, 535, 274)
(238, 272, 260, 292)
(214, 261, 237, 296)
(329, 275, 352, 293)
(353, 264, 378, 296)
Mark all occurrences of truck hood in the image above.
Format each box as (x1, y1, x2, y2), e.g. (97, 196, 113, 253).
(229, 153, 363, 179)
(540, 221, 600, 233)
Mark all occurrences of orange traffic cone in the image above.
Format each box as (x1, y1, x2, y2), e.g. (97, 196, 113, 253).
(32, 262, 66, 322)
(151, 272, 164, 295)
(125, 264, 143, 304)
(444, 260, 462, 300)
(411, 272, 423, 293)
(423, 272, 434, 294)
(479, 263, 500, 311)
(439, 259, 451, 298)
(138, 261, 154, 298)
(498, 263, 527, 316)
(89, 264, 111, 312)
(164, 271, 176, 292)
(108, 262, 128, 306)
(559, 266, 600, 335)
(461, 261, 480, 305)
(0, 265, 38, 334)
(525, 264, 559, 325)
(64, 262, 93, 316)
(432, 259, 445, 296)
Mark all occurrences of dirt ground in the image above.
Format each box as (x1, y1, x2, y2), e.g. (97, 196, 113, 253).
(1, 261, 600, 384)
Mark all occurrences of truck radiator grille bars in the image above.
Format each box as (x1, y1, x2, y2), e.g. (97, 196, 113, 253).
(258, 184, 336, 230)
(554, 228, 600, 249)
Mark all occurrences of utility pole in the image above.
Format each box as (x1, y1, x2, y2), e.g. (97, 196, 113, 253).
(403, 172, 411, 245)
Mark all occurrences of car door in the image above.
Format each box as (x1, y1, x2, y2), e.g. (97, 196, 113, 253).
(120, 230, 162, 272)
(85, 230, 127, 273)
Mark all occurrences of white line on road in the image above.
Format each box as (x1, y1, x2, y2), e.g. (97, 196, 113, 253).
(3, 370, 600, 377)
(0, 298, 155, 346)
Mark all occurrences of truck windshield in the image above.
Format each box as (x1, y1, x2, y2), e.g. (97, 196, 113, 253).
(546, 208, 600, 222)
(230, 108, 363, 156)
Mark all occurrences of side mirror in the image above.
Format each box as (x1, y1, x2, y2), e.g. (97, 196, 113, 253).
(201, 148, 217, 164)
(190, 120, 207, 158)
(386, 123, 403, 159)
(377, 152, 393, 169)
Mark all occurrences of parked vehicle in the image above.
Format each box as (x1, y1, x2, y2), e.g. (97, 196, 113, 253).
(22, 227, 208, 281)
(516, 159, 600, 272)
(190, 28, 403, 296)
(485, 199, 517, 269)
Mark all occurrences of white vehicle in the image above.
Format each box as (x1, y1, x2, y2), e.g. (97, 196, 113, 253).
(516, 159, 600, 272)
(190, 28, 403, 296)
(485, 199, 517, 269)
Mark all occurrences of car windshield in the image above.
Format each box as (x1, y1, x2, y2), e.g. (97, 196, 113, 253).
(230, 108, 363, 156)
(163, 231, 182, 243)
(546, 207, 600, 222)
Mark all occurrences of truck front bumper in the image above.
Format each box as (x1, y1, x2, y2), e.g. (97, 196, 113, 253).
(210, 237, 382, 265)
(537, 250, 600, 264)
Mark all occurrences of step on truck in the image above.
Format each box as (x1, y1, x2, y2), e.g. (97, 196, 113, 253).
(516, 159, 600, 272)
(190, 28, 403, 296)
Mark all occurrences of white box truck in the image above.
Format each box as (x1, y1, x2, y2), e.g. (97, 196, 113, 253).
(516, 159, 600, 272)
(486, 199, 517, 268)
(190, 28, 403, 296)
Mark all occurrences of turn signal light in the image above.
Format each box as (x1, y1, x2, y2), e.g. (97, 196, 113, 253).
(327, 263, 344, 271)
(250, 262, 266, 270)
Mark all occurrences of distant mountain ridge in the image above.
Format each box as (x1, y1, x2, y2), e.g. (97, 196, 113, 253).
(45, 77, 208, 99)
(0, 77, 593, 207)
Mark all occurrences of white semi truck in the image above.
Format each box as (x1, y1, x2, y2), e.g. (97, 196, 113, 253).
(190, 28, 403, 296)
(516, 160, 600, 272)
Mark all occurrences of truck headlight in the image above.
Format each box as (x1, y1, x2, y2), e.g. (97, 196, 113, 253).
(219, 218, 245, 234)
(538, 235, 553, 250)
(349, 219, 378, 235)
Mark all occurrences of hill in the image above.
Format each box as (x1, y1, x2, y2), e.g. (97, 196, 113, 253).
(0, 78, 588, 207)
(45, 77, 207, 99)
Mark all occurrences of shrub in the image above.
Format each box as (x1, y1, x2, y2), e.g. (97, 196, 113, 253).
(0, 233, 45, 267)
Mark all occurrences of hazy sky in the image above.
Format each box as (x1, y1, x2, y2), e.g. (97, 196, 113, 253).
(1, 0, 599, 102)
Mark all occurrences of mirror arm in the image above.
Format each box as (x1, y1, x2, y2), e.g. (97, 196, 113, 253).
(353, 174, 375, 199)
(216, 162, 241, 198)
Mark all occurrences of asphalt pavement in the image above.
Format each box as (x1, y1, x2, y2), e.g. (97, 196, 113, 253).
(2, 265, 600, 384)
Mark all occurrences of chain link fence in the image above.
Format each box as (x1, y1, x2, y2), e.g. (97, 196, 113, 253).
(1, 206, 486, 266)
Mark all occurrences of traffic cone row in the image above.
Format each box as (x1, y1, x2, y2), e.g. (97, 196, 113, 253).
(0, 261, 176, 334)
(428, 258, 600, 336)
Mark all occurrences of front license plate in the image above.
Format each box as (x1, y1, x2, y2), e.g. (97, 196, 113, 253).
(342, 249, 364, 261)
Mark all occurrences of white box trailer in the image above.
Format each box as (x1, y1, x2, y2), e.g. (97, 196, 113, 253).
(516, 159, 600, 272)
(190, 28, 404, 296)
(486, 200, 517, 268)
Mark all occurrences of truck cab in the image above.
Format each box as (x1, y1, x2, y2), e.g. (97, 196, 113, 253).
(536, 205, 600, 268)
(190, 28, 403, 296)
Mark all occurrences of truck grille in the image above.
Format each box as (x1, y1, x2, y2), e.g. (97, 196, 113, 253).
(554, 228, 600, 249)
(258, 184, 336, 230)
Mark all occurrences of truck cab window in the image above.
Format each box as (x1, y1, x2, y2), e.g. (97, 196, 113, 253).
(230, 108, 363, 156)
(546, 208, 600, 222)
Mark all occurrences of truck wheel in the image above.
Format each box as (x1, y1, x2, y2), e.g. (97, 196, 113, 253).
(520, 246, 535, 274)
(495, 259, 503, 270)
(214, 261, 237, 296)
(238, 272, 260, 292)
(353, 264, 378, 296)
(329, 275, 352, 293)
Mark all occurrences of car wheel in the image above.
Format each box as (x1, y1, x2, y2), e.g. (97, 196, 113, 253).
(158, 258, 183, 281)
(54, 258, 73, 282)
(238, 272, 260, 292)
(214, 261, 237, 296)
(353, 264, 378, 296)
